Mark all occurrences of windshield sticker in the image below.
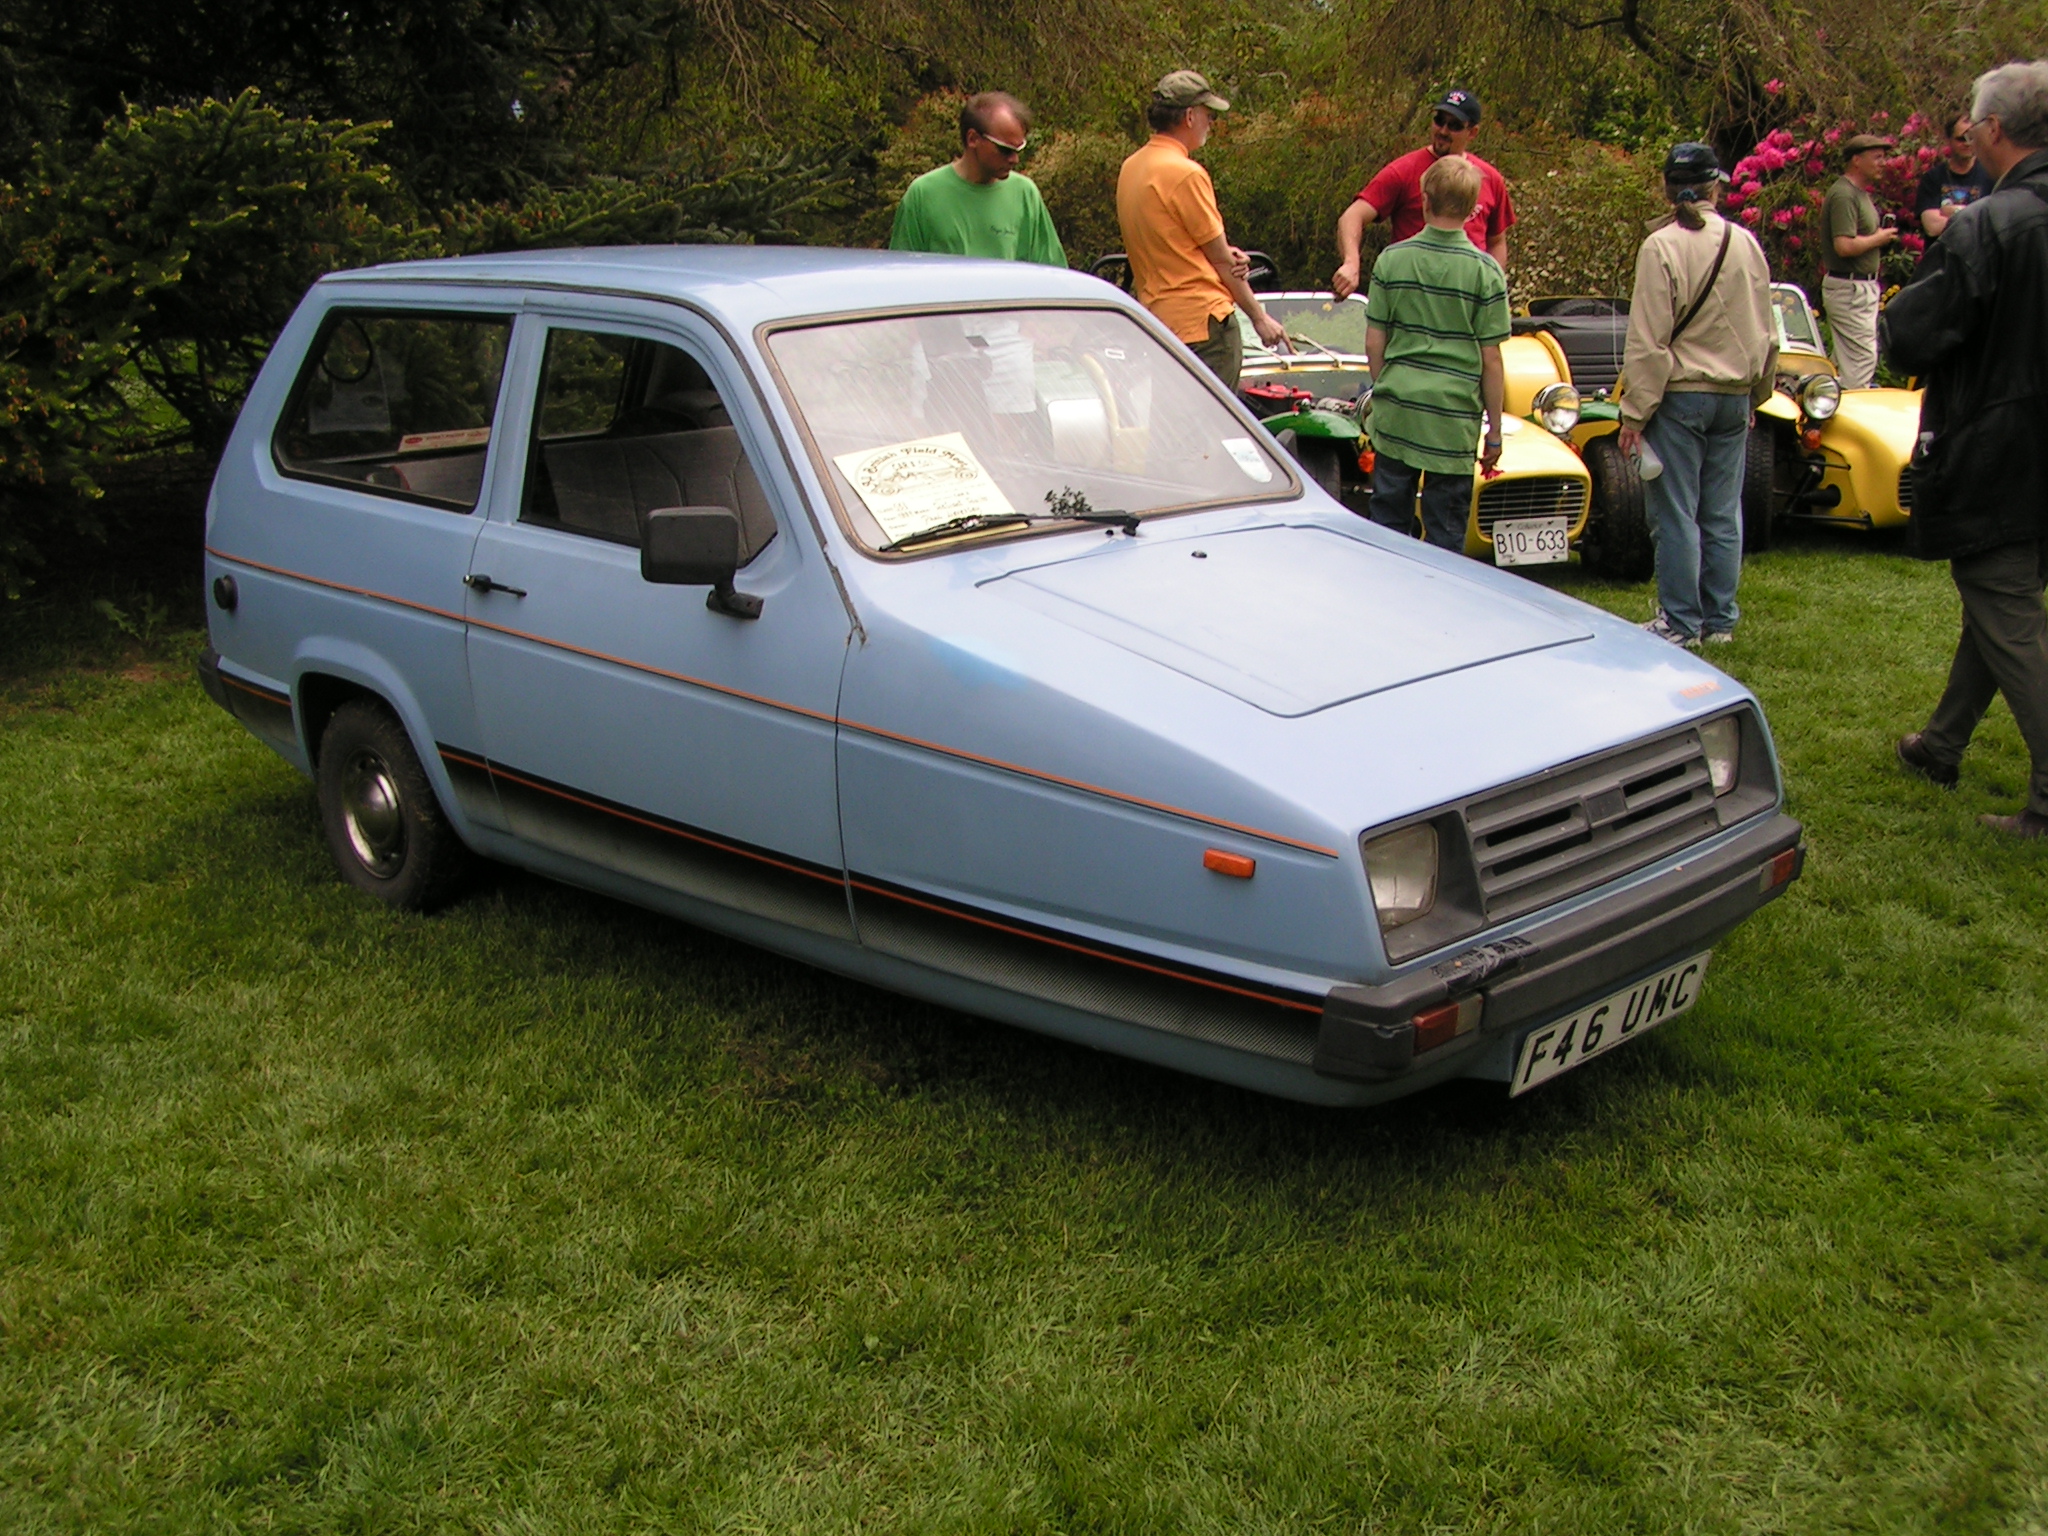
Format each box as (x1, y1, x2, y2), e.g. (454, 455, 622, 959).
(398, 427, 491, 453)
(833, 432, 1020, 543)
(1221, 436, 1274, 483)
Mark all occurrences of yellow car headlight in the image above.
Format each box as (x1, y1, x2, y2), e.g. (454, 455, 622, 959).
(1532, 382, 1581, 436)
(1798, 374, 1841, 421)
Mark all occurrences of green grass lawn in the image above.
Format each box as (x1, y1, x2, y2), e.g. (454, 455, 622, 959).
(4, 539, 2046, 1533)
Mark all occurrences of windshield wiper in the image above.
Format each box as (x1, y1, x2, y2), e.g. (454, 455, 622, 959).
(882, 488, 1139, 551)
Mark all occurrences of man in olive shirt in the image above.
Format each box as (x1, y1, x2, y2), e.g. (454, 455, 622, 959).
(889, 92, 1066, 266)
(1822, 132, 1900, 388)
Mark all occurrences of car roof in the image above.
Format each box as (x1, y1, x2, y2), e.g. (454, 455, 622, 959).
(313, 245, 1133, 331)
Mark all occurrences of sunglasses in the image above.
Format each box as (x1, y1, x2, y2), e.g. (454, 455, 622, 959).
(975, 131, 1027, 156)
(1432, 112, 1470, 130)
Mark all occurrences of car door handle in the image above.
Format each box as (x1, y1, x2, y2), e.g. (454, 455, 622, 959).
(465, 573, 526, 597)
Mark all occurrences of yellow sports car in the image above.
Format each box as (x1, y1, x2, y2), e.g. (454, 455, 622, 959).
(1509, 286, 1921, 576)
(1236, 294, 1591, 570)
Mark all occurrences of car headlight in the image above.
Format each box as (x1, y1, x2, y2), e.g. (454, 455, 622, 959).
(1698, 715, 1740, 796)
(1364, 823, 1438, 930)
(1532, 382, 1581, 435)
(1798, 374, 1841, 421)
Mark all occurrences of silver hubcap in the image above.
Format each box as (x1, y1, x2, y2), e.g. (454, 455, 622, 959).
(341, 747, 406, 878)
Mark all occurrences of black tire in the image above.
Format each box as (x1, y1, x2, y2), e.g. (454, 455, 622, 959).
(1580, 434, 1654, 581)
(315, 698, 471, 910)
(1741, 421, 1776, 556)
(1293, 436, 1346, 500)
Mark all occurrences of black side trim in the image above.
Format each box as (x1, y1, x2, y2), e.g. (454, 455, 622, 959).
(195, 647, 232, 714)
(462, 751, 854, 942)
(849, 871, 1326, 1065)
(214, 662, 297, 756)
(1316, 813, 1804, 1080)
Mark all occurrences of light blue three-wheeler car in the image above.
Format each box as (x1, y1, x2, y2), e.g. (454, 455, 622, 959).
(198, 247, 1803, 1106)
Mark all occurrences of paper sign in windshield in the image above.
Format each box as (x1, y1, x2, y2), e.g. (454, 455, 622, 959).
(834, 433, 1018, 543)
(1222, 436, 1273, 483)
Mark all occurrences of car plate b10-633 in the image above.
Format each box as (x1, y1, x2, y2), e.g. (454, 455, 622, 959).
(1492, 516, 1569, 567)
(1510, 952, 1711, 1095)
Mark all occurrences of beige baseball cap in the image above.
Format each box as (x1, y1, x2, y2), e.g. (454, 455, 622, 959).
(1152, 71, 1229, 112)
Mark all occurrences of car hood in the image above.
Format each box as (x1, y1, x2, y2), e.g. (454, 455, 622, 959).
(984, 523, 1593, 717)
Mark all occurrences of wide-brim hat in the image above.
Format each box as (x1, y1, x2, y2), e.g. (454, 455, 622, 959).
(1153, 71, 1229, 112)
(1840, 133, 1897, 155)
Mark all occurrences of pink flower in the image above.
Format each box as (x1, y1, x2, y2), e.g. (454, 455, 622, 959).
(1788, 235, 1803, 250)
(1742, 206, 1762, 225)
(1742, 180, 1763, 199)
(1873, 110, 1889, 122)
(1765, 78, 1784, 96)
(1917, 146, 1937, 164)
(1724, 190, 1746, 210)
(1761, 147, 1787, 171)
(1903, 112, 1928, 135)
(1901, 232, 1925, 253)
(1769, 129, 1796, 149)
(1804, 160, 1825, 178)
(1825, 126, 1843, 144)
(1773, 208, 1795, 227)
(1808, 188, 1825, 205)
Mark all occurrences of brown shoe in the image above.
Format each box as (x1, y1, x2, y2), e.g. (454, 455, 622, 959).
(1980, 810, 2048, 839)
(1896, 733, 1959, 788)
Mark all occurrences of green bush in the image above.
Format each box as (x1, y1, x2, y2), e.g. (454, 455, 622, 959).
(1490, 137, 1664, 302)
(0, 91, 418, 593)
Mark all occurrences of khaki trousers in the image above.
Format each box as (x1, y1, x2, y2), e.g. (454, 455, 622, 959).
(1922, 538, 2048, 816)
(1822, 274, 1880, 390)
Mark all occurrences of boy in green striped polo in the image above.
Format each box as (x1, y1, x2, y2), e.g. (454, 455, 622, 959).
(1363, 155, 1509, 549)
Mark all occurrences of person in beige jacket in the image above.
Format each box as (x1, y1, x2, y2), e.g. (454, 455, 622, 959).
(1618, 142, 1778, 648)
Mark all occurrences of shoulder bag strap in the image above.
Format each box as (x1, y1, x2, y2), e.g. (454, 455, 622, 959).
(1668, 220, 1734, 346)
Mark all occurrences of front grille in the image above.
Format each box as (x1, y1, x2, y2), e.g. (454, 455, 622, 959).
(1897, 464, 1914, 512)
(1476, 476, 1589, 537)
(1463, 727, 1723, 922)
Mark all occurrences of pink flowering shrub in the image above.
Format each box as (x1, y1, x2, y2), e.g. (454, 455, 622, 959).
(1722, 111, 1943, 293)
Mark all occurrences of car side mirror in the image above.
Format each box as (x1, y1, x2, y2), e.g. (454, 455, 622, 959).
(640, 505, 762, 620)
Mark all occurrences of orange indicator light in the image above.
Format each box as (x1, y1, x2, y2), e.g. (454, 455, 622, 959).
(1203, 849, 1256, 879)
(1411, 994, 1484, 1055)
(1801, 427, 1823, 452)
(1759, 848, 1799, 891)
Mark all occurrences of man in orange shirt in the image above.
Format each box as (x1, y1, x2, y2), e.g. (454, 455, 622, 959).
(1116, 71, 1289, 389)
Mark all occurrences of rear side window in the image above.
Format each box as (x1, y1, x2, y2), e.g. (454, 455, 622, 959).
(273, 310, 513, 511)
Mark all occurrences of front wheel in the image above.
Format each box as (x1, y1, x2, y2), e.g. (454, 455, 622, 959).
(1741, 422, 1777, 556)
(1580, 435, 1653, 581)
(316, 698, 471, 910)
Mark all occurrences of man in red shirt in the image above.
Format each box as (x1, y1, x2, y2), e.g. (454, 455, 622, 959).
(1331, 88, 1516, 298)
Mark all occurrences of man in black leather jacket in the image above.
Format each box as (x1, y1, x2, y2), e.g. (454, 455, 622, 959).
(1882, 60, 2048, 839)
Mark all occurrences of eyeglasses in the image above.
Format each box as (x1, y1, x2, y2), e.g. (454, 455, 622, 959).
(974, 132, 1027, 157)
(1431, 112, 1469, 130)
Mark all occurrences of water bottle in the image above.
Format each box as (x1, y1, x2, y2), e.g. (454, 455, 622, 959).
(1631, 436, 1665, 480)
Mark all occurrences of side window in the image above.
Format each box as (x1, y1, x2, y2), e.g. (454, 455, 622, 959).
(520, 327, 777, 565)
(274, 310, 512, 511)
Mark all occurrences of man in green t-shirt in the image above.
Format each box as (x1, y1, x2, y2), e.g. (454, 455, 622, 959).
(1822, 132, 1901, 389)
(1362, 155, 1510, 550)
(889, 92, 1066, 267)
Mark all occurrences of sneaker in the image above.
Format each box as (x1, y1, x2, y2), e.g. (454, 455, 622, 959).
(1980, 809, 2048, 839)
(1895, 732, 1959, 789)
(1703, 630, 1735, 646)
(1641, 612, 1700, 650)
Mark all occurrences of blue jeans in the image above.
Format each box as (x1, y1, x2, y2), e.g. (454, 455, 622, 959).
(1644, 390, 1747, 638)
(1369, 453, 1473, 551)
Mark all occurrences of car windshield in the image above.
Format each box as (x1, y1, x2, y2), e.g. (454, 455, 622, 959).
(1237, 294, 1371, 357)
(1772, 286, 1827, 353)
(769, 307, 1293, 551)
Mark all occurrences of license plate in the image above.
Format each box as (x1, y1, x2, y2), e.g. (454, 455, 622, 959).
(1509, 952, 1711, 1096)
(1492, 515, 1570, 567)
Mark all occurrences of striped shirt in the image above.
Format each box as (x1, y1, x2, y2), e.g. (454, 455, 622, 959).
(1365, 226, 1510, 475)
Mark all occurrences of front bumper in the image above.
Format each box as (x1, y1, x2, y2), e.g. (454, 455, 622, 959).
(1315, 811, 1803, 1080)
